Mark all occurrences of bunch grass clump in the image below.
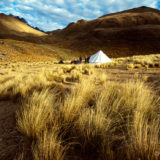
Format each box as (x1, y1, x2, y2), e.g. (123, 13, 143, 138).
(0, 73, 159, 160)
(95, 62, 114, 69)
(134, 64, 142, 69)
(126, 63, 134, 70)
(83, 68, 93, 75)
(70, 70, 82, 81)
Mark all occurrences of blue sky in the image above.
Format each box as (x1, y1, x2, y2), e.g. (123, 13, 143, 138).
(0, 0, 159, 31)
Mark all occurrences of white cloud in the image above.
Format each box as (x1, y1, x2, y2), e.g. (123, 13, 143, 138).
(0, 0, 159, 31)
(36, 21, 64, 31)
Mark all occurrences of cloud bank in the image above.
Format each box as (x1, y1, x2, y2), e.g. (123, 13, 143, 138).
(0, 0, 159, 31)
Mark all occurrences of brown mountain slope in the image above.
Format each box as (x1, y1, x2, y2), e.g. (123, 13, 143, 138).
(0, 14, 79, 62)
(48, 6, 160, 58)
(0, 13, 46, 37)
(1, 6, 160, 59)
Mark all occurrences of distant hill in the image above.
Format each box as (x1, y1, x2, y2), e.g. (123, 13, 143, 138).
(48, 6, 160, 57)
(0, 13, 46, 38)
(1, 6, 160, 59)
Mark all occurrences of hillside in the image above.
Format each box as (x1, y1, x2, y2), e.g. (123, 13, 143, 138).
(0, 14, 79, 61)
(0, 39, 78, 62)
(0, 13, 46, 37)
(1, 6, 160, 59)
(48, 6, 160, 58)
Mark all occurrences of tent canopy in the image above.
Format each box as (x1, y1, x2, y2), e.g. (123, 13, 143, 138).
(89, 50, 112, 64)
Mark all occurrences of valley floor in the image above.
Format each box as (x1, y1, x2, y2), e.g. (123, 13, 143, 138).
(0, 54, 160, 160)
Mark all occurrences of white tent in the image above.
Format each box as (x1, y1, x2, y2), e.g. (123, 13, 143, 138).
(89, 50, 112, 64)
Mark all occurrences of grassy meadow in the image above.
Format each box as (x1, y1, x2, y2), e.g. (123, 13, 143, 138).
(0, 54, 160, 160)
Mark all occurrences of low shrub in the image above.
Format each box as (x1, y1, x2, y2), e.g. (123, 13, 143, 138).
(134, 72, 139, 79)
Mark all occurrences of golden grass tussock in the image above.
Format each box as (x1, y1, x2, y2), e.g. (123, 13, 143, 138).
(149, 63, 155, 68)
(70, 70, 82, 81)
(0, 65, 96, 101)
(142, 75, 149, 82)
(0, 70, 159, 160)
(16, 89, 54, 138)
(126, 63, 147, 69)
(62, 65, 74, 73)
(95, 62, 114, 69)
(114, 54, 160, 69)
(83, 68, 94, 75)
(145, 64, 149, 69)
(45, 69, 66, 83)
(126, 63, 134, 70)
(32, 130, 67, 160)
(0, 70, 62, 100)
(134, 64, 143, 69)
(99, 73, 108, 85)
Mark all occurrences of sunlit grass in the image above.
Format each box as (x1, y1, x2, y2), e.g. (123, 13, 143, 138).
(0, 54, 160, 160)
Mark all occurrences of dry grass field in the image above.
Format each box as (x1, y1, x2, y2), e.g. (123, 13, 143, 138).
(0, 54, 160, 160)
(0, 39, 79, 62)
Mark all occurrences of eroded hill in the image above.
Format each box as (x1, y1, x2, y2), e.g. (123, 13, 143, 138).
(48, 6, 160, 58)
